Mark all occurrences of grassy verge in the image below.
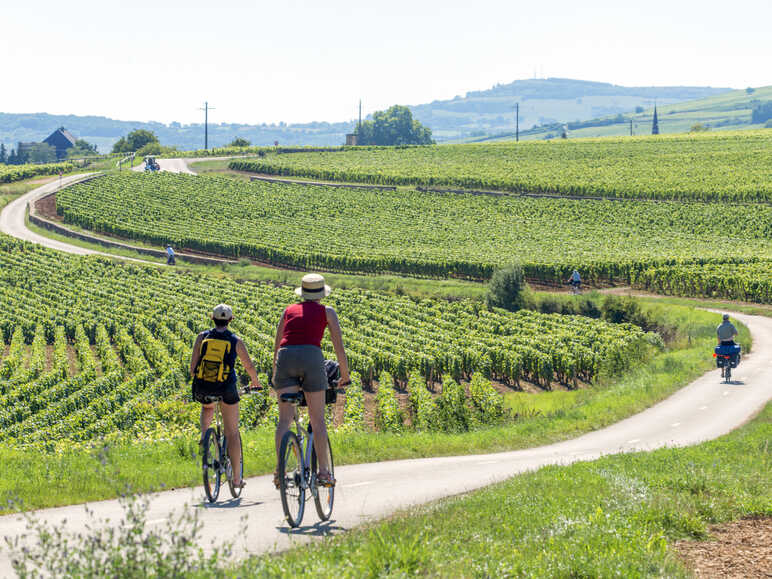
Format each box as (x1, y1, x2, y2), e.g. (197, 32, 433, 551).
(237, 402, 771, 578)
(0, 304, 747, 512)
(633, 294, 772, 318)
(0, 176, 57, 199)
(24, 217, 169, 264)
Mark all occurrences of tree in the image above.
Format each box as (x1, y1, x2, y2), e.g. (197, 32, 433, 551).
(7, 148, 18, 164)
(486, 264, 527, 312)
(634, 105, 644, 113)
(746, 87, 755, 95)
(0, 144, 6, 164)
(21, 143, 57, 164)
(136, 142, 162, 155)
(112, 130, 159, 153)
(68, 139, 99, 158)
(355, 105, 434, 146)
(228, 137, 251, 147)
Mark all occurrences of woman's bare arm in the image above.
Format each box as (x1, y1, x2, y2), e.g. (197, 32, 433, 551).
(236, 339, 261, 388)
(273, 312, 286, 380)
(326, 306, 350, 383)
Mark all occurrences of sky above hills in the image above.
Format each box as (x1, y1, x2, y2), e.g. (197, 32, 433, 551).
(4, 0, 770, 126)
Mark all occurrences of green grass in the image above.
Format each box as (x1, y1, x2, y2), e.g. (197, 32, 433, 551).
(237, 402, 771, 577)
(0, 304, 745, 512)
(24, 217, 170, 264)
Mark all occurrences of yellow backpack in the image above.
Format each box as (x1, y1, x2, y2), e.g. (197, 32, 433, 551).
(195, 337, 232, 386)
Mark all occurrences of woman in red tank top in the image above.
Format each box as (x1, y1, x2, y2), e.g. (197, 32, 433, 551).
(272, 274, 350, 487)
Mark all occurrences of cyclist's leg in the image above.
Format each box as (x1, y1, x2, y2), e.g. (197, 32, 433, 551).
(220, 401, 242, 485)
(275, 385, 300, 459)
(305, 389, 331, 475)
(200, 403, 215, 442)
(274, 347, 302, 461)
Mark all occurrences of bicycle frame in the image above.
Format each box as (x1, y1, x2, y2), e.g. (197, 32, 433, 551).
(289, 404, 316, 493)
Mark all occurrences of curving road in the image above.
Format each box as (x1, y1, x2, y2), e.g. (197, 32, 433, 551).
(0, 159, 198, 261)
(0, 310, 769, 574)
(0, 161, 770, 574)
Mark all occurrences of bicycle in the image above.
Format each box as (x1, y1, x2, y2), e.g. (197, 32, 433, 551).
(277, 379, 348, 528)
(201, 387, 259, 503)
(714, 344, 741, 384)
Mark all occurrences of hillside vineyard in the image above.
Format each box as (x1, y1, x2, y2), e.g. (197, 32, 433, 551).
(229, 131, 772, 202)
(1, 162, 74, 184)
(0, 236, 649, 445)
(56, 172, 772, 301)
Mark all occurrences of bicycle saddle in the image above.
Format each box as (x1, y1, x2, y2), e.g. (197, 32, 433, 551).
(280, 392, 305, 405)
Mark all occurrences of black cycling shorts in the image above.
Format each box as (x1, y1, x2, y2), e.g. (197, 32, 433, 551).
(192, 379, 240, 405)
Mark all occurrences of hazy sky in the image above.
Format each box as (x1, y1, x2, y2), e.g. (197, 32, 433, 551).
(3, 0, 770, 125)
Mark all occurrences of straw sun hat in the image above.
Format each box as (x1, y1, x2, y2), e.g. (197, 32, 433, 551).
(295, 273, 331, 300)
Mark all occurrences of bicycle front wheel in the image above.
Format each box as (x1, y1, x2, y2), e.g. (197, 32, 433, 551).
(202, 428, 222, 503)
(227, 432, 244, 498)
(278, 431, 305, 527)
(311, 436, 335, 521)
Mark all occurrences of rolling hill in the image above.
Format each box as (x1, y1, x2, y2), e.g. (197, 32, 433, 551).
(474, 85, 772, 142)
(0, 79, 737, 151)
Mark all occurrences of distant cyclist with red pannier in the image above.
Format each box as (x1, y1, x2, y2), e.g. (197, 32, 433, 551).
(714, 313, 741, 381)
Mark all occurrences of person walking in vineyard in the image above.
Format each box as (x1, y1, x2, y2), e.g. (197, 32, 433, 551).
(166, 244, 176, 265)
(272, 274, 350, 487)
(568, 269, 581, 293)
(190, 304, 262, 489)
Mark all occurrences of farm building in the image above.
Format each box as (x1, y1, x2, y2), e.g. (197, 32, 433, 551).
(43, 127, 77, 159)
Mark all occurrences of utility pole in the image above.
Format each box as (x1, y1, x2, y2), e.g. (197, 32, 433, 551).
(515, 102, 519, 142)
(199, 101, 216, 150)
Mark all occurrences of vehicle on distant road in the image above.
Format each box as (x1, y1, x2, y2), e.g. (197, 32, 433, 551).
(144, 156, 160, 172)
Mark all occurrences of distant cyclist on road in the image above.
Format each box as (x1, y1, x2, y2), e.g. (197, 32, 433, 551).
(272, 274, 350, 488)
(568, 269, 581, 293)
(717, 313, 738, 346)
(190, 304, 261, 489)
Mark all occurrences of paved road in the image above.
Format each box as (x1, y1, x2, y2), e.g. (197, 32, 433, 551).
(0, 173, 143, 260)
(1, 161, 770, 574)
(0, 160, 198, 262)
(134, 157, 197, 174)
(1, 310, 769, 575)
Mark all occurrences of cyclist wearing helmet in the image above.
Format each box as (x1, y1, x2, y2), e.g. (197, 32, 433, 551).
(717, 313, 738, 346)
(272, 274, 350, 487)
(190, 304, 261, 489)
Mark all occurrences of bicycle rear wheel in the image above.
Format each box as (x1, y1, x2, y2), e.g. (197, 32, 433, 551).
(311, 436, 335, 521)
(278, 431, 305, 527)
(227, 432, 244, 498)
(202, 428, 222, 503)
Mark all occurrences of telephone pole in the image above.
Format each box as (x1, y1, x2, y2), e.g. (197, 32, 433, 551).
(199, 101, 216, 149)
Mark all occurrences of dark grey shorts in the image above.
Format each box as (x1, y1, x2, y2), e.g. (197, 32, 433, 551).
(273, 345, 327, 392)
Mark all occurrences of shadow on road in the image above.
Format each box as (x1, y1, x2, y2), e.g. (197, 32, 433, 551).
(197, 498, 263, 509)
(277, 520, 345, 537)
